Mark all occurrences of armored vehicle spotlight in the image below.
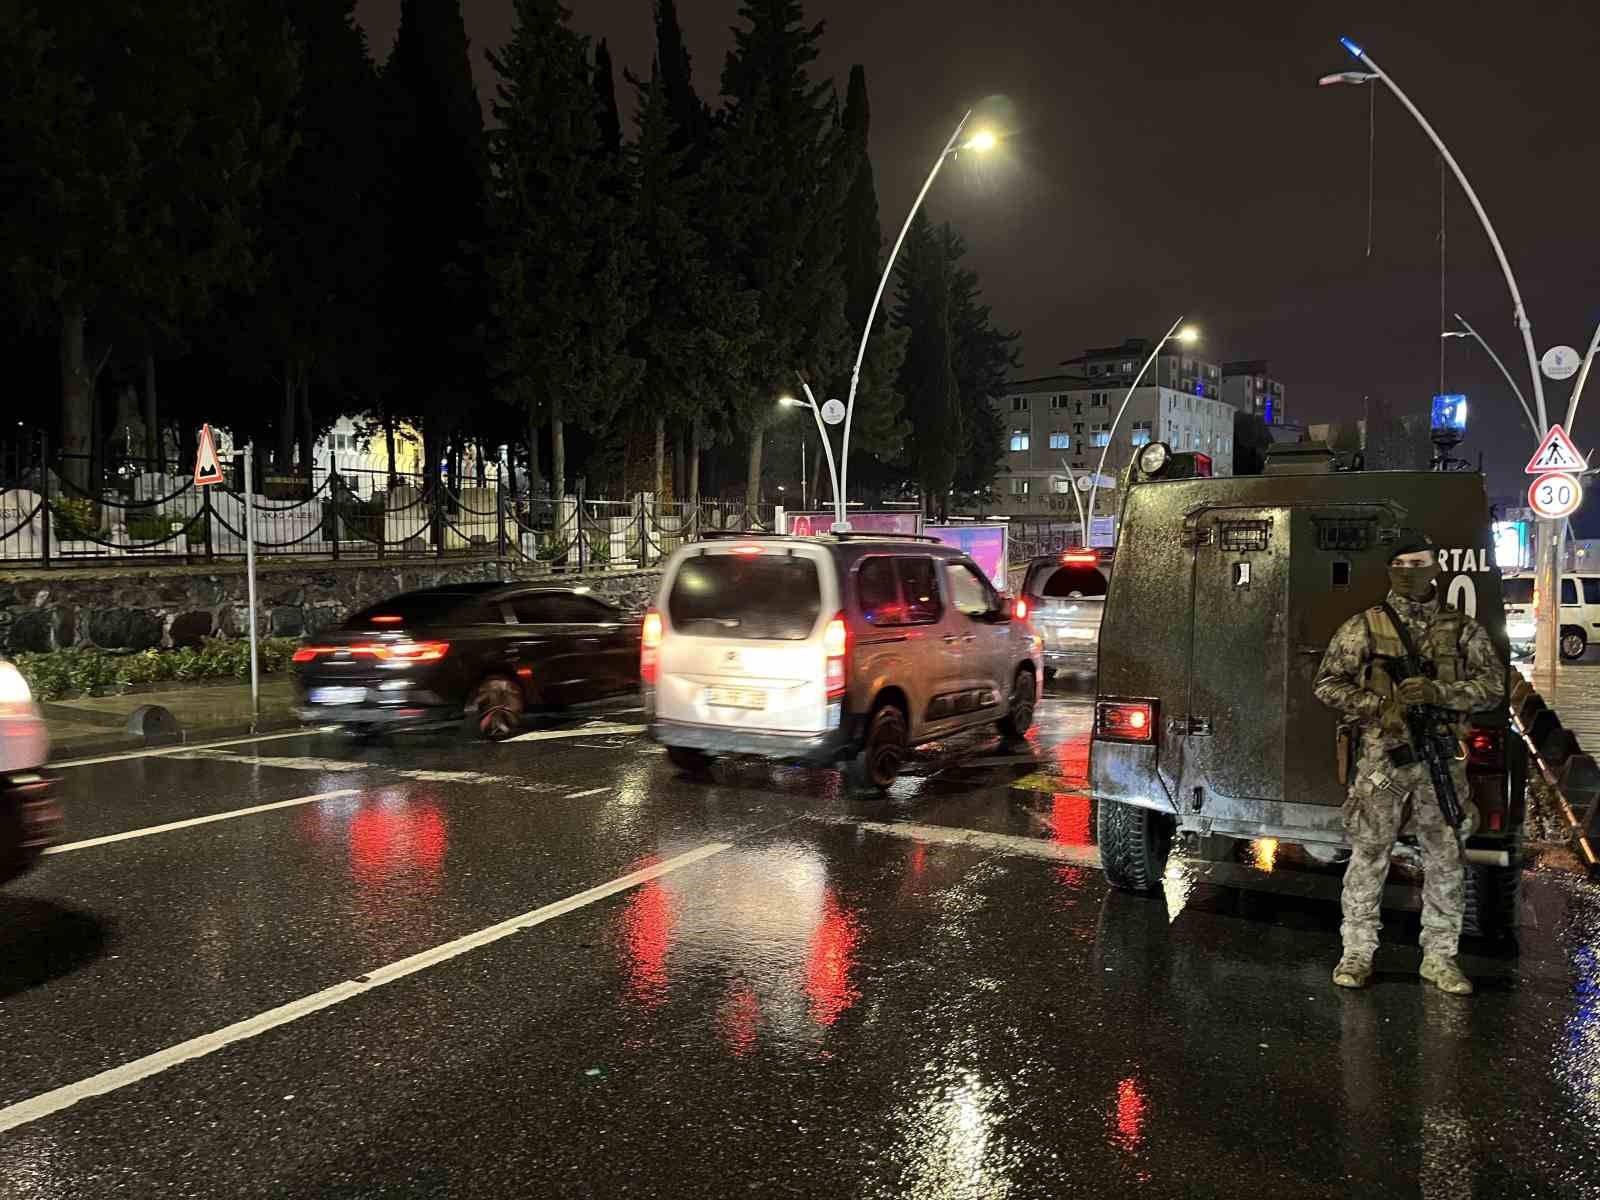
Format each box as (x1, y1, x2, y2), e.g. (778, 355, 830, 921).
(1135, 441, 1172, 478)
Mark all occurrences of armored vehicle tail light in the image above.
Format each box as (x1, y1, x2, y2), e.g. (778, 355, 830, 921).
(641, 609, 663, 684)
(1465, 725, 1504, 769)
(1014, 597, 1029, 621)
(824, 612, 849, 699)
(1096, 700, 1156, 743)
(1061, 549, 1098, 564)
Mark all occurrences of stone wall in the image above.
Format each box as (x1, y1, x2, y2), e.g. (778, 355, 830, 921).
(0, 559, 662, 655)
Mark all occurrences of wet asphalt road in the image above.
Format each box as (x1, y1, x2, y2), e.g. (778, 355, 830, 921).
(4, 688, 1600, 1198)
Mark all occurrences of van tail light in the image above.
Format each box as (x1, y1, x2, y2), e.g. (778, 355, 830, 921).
(1465, 725, 1503, 770)
(1096, 699, 1156, 743)
(1014, 596, 1029, 621)
(641, 608, 663, 684)
(824, 611, 849, 699)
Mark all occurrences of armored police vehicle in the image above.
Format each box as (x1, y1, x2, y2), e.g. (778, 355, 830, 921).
(1090, 441, 1523, 937)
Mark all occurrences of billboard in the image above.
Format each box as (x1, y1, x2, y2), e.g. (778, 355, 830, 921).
(784, 511, 920, 537)
(925, 524, 1009, 591)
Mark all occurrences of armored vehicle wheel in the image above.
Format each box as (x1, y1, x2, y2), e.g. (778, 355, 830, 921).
(1097, 799, 1174, 893)
(845, 704, 908, 795)
(1561, 627, 1587, 661)
(666, 746, 713, 774)
(1462, 861, 1521, 940)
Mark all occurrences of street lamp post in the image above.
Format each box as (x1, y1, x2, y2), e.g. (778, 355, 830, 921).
(834, 113, 996, 532)
(780, 383, 841, 522)
(1083, 318, 1198, 544)
(1562, 319, 1600, 435)
(1441, 316, 1538, 441)
(1321, 37, 1558, 670)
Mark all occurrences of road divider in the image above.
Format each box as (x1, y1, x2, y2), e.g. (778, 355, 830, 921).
(0, 841, 733, 1135)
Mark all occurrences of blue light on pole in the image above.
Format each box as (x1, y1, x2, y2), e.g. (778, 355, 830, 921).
(1339, 36, 1364, 58)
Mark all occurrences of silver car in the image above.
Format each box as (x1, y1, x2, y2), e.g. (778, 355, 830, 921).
(1021, 550, 1110, 679)
(643, 534, 1044, 792)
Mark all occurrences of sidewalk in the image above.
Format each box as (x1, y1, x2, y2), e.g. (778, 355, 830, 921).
(42, 678, 301, 761)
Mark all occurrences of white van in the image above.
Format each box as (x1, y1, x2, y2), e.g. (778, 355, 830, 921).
(643, 534, 1044, 792)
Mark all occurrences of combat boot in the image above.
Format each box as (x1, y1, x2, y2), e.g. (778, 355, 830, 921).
(1420, 954, 1473, 995)
(1332, 953, 1373, 989)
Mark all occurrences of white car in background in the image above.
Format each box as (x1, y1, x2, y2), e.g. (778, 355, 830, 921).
(1502, 571, 1600, 661)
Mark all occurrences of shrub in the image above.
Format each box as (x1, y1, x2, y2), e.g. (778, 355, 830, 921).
(50, 497, 98, 540)
(12, 637, 302, 700)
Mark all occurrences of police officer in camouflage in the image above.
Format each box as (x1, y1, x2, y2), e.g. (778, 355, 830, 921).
(1313, 530, 1502, 995)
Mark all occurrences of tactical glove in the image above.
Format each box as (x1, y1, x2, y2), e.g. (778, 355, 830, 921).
(1379, 702, 1409, 736)
(1396, 676, 1446, 706)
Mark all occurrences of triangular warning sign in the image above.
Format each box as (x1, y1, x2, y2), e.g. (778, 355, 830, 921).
(194, 424, 224, 486)
(1526, 423, 1585, 474)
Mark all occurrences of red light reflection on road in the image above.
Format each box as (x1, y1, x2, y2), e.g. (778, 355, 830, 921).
(1047, 792, 1092, 846)
(720, 982, 760, 1058)
(1053, 732, 1091, 787)
(805, 891, 862, 1028)
(347, 801, 447, 887)
(1111, 1075, 1147, 1154)
(620, 879, 672, 1010)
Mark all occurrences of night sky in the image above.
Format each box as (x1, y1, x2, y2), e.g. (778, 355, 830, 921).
(356, 0, 1599, 508)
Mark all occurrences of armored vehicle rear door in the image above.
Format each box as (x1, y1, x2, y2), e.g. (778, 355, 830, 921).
(1183, 507, 1289, 804)
(1284, 505, 1400, 811)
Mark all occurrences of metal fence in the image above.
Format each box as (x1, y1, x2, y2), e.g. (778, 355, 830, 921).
(0, 446, 774, 570)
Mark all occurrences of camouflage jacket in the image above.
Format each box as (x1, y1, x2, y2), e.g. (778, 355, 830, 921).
(1313, 590, 1502, 743)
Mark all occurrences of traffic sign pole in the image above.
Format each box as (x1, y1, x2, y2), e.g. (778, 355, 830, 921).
(1524, 425, 1585, 673)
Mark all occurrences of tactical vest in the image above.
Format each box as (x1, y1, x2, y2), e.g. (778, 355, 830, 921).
(1362, 604, 1467, 697)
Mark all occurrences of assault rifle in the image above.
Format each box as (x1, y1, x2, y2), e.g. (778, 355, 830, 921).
(1380, 603, 1465, 830)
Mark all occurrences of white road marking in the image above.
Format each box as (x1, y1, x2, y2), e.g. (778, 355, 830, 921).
(175, 751, 374, 773)
(43, 790, 362, 855)
(51, 728, 337, 770)
(822, 817, 1101, 867)
(0, 841, 732, 1134)
(507, 722, 645, 743)
(563, 787, 610, 799)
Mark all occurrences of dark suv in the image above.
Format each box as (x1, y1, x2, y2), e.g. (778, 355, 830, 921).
(294, 583, 641, 739)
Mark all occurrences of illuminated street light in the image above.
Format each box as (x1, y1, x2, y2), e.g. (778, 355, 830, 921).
(1320, 36, 1557, 666)
(778, 380, 841, 520)
(1440, 317, 1537, 440)
(832, 109, 998, 531)
(1083, 318, 1201, 547)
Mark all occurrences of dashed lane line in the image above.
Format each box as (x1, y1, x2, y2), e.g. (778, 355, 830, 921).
(818, 816, 1101, 867)
(50, 727, 338, 770)
(43, 790, 362, 855)
(0, 842, 733, 1135)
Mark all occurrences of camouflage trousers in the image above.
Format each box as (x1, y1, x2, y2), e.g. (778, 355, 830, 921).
(1340, 735, 1466, 961)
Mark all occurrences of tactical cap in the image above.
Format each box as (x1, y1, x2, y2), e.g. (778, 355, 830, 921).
(1389, 528, 1436, 561)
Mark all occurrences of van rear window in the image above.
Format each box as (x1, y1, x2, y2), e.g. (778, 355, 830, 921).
(1502, 578, 1532, 605)
(668, 553, 822, 640)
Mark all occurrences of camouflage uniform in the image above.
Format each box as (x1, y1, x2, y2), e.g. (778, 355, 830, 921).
(1313, 591, 1501, 961)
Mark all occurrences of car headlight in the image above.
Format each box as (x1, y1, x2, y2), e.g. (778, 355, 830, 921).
(0, 661, 34, 714)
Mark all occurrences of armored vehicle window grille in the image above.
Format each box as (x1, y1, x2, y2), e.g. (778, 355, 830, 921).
(1314, 519, 1373, 552)
(1219, 520, 1271, 552)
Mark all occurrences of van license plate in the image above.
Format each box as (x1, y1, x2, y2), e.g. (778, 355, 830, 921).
(311, 687, 367, 705)
(707, 686, 765, 710)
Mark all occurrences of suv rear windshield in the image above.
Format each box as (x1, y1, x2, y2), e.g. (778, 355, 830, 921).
(1033, 564, 1108, 598)
(667, 553, 822, 640)
(1502, 577, 1533, 605)
(346, 593, 500, 627)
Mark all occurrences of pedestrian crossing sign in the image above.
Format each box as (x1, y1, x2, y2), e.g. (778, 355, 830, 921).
(194, 424, 224, 486)
(1525, 423, 1584, 475)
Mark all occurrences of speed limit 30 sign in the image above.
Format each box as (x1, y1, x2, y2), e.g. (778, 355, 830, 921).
(1529, 471, 1583, 519)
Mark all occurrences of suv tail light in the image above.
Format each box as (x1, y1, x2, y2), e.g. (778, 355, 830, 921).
(290, 641, 448, 664)
(641, 608, 663, 684)
(1465, 725, 1503, 769)
(824, 611, 848, 699)
(1096, 699, 1156, 743)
